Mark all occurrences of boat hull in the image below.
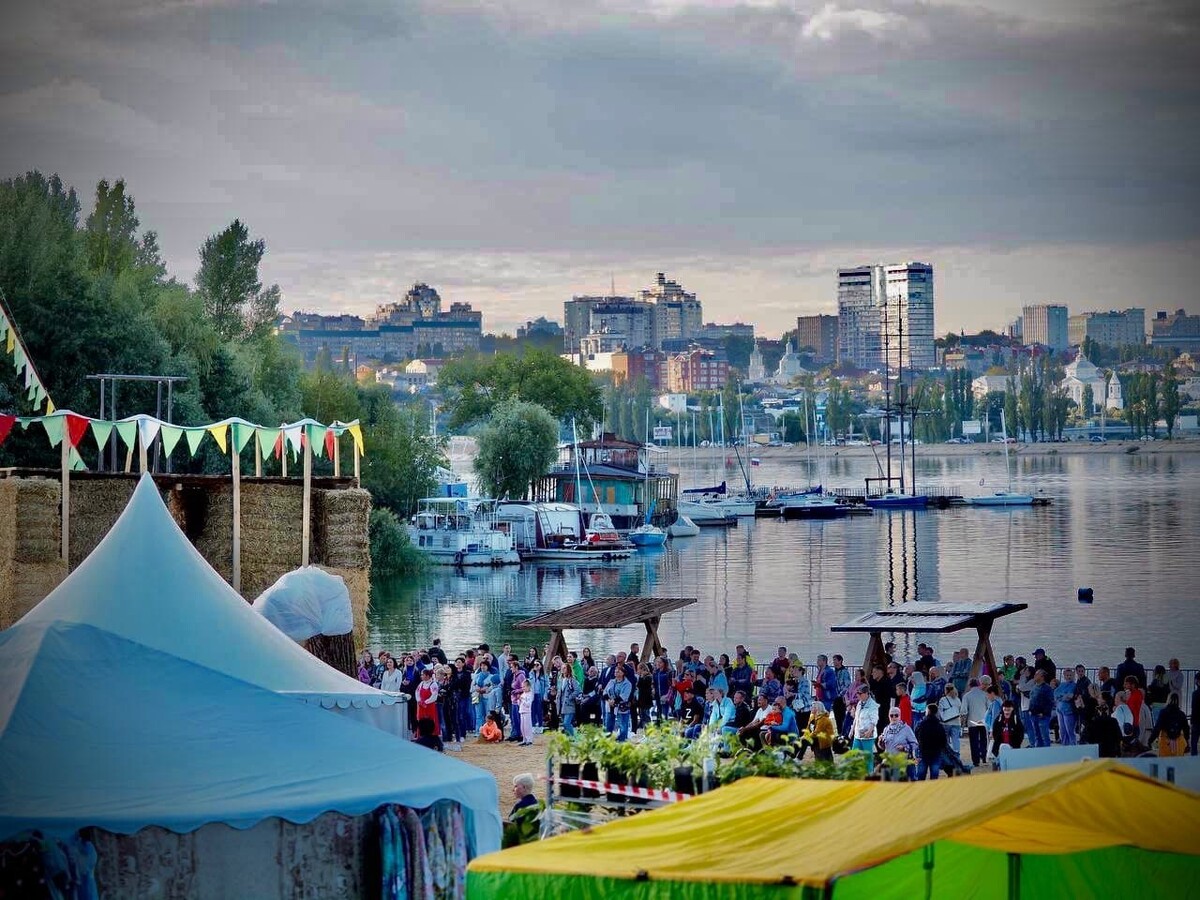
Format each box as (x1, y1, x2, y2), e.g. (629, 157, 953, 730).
(521, 547, 632, 561)
(968, 493, 1034, 507)
(780, 504, 852, 520)
(420, 548, 522, 566)
(629, 533, 667, 548)
(865, 495, 929, 510)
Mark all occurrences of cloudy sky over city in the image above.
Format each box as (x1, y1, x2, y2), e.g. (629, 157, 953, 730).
(3, 0, 1197, 336)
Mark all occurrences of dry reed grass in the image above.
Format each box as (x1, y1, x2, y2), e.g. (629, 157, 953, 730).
(0, 560, 68, 628)
(68, 478, 137, 569)
(0, 478, 61, 564)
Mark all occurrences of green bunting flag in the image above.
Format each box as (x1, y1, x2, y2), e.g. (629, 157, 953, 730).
(115, 420, 138, 450)
(41, 415, 64, 447)
(90, 421, 114, 452)
(185, 427, 207, 457)
(231, 422, 255, 455)
(257, 427, 281, 460)
(307, 424, 328, 459)
(160, 424, 184, 457)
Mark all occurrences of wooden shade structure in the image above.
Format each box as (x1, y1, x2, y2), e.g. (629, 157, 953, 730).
(831, 601, 1028, 679)
(515, 596, 697, 665)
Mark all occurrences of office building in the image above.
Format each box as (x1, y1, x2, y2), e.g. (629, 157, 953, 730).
(1150, 310, 1200, 353)
(563, 295, 625, 353)
(700, 322, 755, 341)
(1021, 304, 1069, 351)
(837, 265, 885, 368)
(837, 262, 935, 371)
(1067, 309, 1145, 347)
(796, 314, 838, 365)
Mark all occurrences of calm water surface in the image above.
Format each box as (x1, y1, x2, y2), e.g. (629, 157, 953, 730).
(369, 450, 1200, 668)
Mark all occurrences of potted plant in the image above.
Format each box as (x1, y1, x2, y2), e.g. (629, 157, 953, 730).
(547, 729, 582, 799)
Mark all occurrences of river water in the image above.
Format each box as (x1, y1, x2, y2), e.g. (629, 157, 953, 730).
(368, 449, 1200, 669)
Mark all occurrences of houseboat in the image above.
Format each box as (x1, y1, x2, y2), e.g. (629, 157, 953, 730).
(408, 497, 521, 566)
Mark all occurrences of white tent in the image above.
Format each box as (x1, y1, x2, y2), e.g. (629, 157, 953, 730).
(17, 474, 407, 735)
(0, 617, 500, 852)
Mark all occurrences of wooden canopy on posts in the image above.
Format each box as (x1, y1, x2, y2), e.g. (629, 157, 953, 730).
(831, 601, 1028, 680)
(515, 596, 697, 665)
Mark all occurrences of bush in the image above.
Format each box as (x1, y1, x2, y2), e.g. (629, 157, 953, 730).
(368, 507, 426, 578)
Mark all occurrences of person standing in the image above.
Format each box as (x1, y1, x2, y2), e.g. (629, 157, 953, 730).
(991, 700, 1025, 759)
(556, 661, 581, 736)
(915, 704, 948, 780)
(962, 678, 990, 766)
(517, 682, 536, 747)
(1027, 670, 1055, 748)
(851, 685, 879, 773)
(937, 684, 964, 755)
(414, 668, 440, 736)
(604, 666, 634, 742)
(1054, 670, 1078, 745)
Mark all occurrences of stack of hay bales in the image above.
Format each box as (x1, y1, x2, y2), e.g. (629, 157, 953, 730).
(187, 482, 234, 583)
(68, 478, 138, 569)
(0, 478, 69, 628)
(239, 482, 304, 601)
(313, 488, 372, 648)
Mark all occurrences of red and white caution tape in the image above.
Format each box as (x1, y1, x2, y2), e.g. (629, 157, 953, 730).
(552, 777, 691, 803)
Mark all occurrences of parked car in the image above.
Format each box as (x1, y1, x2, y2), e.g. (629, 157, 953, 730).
(1089, 435, 1107, 443)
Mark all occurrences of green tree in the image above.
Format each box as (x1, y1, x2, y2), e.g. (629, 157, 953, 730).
(195, 219, 281, 341)
(1161, 362, 1182, 438)
(439, 349, 602, 430)
(84, 178, 139, 277)
(473, 399, 560, 500)
(780, 411, 805, 443)
(1004, 380, 1019, 439)
(1080, 384, 1094, 419)
(357, 387, 445, 515)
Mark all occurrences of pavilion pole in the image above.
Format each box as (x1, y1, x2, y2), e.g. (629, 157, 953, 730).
(231, 439, 242, 593)
(59, 436, 70, 565)
(302, 429, 313, 566)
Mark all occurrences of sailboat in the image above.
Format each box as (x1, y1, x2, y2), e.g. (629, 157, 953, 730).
(968, 410, 1034, 506)
(778, 389, 854, 519)
(865, 302, 928, 511)
(628, 411, 667, 547)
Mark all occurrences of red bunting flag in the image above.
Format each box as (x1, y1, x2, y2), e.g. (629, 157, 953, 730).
(324, 428, 336, 458)
(66, 414, 90, 448)
(0, 414, 15, 447)
(274, 433, 284, 460)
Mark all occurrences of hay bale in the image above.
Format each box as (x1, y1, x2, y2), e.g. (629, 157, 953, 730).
(238, 482, 305, 602)
(0, 560, 69, 629)
(313, 488, 371, 570)
(315, 565, 370, 650)
(0, 478, 61, 565)
(68, 478, 138, 569)
(190, 483, 234, 584)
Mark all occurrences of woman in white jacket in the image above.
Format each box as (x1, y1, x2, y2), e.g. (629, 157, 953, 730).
(937, 685, 965, 753)
(851, 684, 880, 773)
(380, 656, 404, 693)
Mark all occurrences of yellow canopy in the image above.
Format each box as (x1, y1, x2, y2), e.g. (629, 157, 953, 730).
(470, 761, 1200, 890)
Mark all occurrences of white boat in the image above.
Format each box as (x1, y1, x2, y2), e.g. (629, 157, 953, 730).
(408, 497, 521, 566)
(667, 514, 700, 537)
(677, 499, 738, 525)
(968, 410, 1034, 507)
(495, 501, 631, 561)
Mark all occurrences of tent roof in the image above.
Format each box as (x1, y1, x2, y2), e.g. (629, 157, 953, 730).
(0, 619, 500, 848)
(469, 763, 1200, 889)
(831, 601, 1027, 634)
(17, 474, 393, 707)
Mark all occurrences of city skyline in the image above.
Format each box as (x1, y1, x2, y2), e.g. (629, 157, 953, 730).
(4, 1, 1198, 337)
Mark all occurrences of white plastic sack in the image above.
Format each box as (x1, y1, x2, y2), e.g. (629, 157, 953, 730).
(252, 566, 354, 641)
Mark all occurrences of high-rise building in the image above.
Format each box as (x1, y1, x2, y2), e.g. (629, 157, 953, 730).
(837, 262, 934, 370)
(1150, 309, 1200, 353)
(641, 272, 703, 348)
(882, 262, 935, 371)
(796, 314, 838, 365)
(837, 265, 884, 368)
(588, 299, 654, 350)
(1067, 309, 1145, 347)
(564, 295, 627, 353)
(1021, 304, 1069, 351)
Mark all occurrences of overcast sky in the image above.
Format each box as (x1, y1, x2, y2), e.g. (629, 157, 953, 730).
(2, 0, 1197, 337)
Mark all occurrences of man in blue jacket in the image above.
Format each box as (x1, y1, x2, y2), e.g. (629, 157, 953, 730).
(1027, 669, 1055, 748)
(763, 695, 799, 746)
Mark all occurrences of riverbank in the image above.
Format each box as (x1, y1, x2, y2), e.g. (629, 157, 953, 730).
(749, 437, 1200, 461)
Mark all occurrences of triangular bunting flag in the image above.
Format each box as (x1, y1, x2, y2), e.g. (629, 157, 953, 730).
(308, 424, 328, 459)
(231, 422, 255, 455)
(348, 423, 365, 456)
(185, 428, 207, 456)
(41, 415, 65, 448)
(115, 420, 138, 450)
(13, 344, 26, 374)
(160, 424, 184, 457)
(65, 414, 90, 448)
(284, 426, 303, 456)
(257, 427, 281, 460)
(5, 328, 14, 353)
(0, 414, 15, 447)
(45, 399, 55, 415)
(324, 427, 336, 459)
(69, 448, 86, 472)
(91, 421, 114, 453)
(207, 423, 228, 454)
(137, 417, 161, 450)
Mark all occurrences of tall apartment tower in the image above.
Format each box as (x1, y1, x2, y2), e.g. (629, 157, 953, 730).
(837, 265, 885, 368)
(882, 262, 935, 371)
(641, 272, 703, 348)
(1021, 304, 1069, 351)
(796, 314, 838, 365)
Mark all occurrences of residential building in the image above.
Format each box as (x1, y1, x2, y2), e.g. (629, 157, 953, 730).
(1021, 304, 1069, 351)
(277, 284, 481, 366)
(641, 272, 703, 348)
(665, 347, 729, 393)
(588, 298, 654, 350)
(971, 374, 1012, 400)
(1067, 309, 1145, 347)
(700, 322, 755, 341)
(837, 265, 884, 368)
(611, 348, 666, 391)
(796, 314, 838, 365)
(881, 262, 935, 371)
(564, 295, 624, 353)
(941, 347, 990, 377)
(516, 317, 563, 340)
(1150, 309, 1200, 353)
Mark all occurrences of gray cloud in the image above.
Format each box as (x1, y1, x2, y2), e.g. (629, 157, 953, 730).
(1, 0, 1197, 335)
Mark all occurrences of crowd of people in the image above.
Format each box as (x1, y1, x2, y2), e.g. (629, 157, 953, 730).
(357, 638, 1199, 772)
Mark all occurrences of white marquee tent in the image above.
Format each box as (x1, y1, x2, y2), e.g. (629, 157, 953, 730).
(18, 474, 407, 734)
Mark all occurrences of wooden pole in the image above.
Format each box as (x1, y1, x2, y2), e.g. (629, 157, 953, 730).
(333, 432, 341, 477)
(124, 434, 134, 473)
(281, 437, 288, 477)
(60, 436, 70, 565)
(353, 441, 360, 486)
(302, 429, 312, 566)
(254, 432, 263, 477)
(138, 427, 149, 473)
(232, 440, 242, 593)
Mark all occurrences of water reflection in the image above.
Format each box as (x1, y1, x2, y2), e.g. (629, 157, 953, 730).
(369, 451, 1200, 666)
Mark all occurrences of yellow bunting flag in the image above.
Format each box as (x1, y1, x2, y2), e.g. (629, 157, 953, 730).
(348, 423, 364, 455)
(207, 423, 229, 454)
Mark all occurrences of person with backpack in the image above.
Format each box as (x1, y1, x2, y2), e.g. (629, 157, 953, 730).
(1150, 694, 1190, 758)
(915, 703, 948, 780)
